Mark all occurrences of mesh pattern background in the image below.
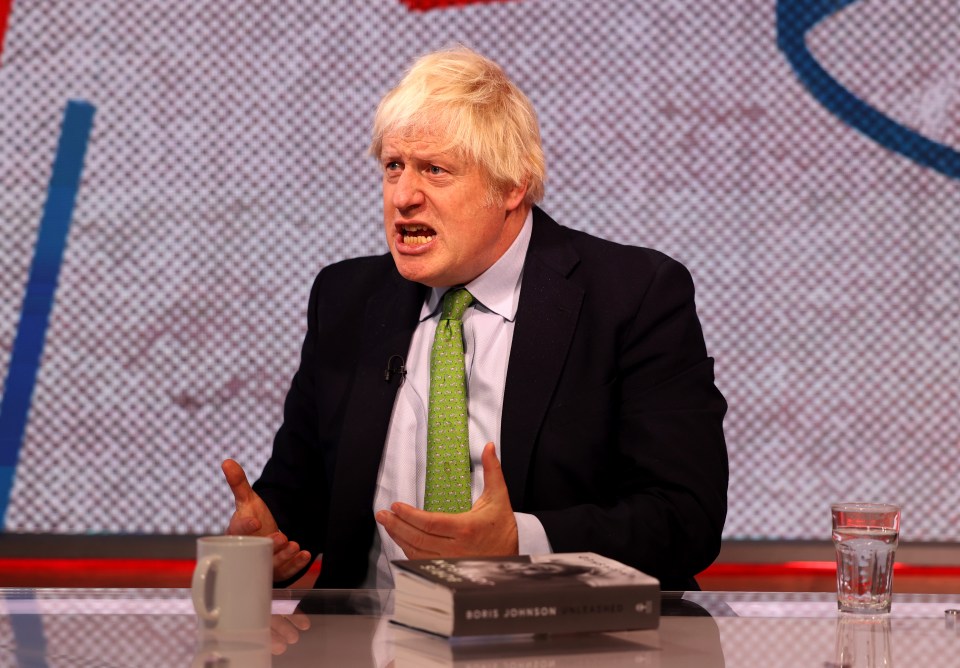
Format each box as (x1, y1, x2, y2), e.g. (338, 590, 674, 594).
(714, 616, 955, 667)
(1, 0, 959, 539)
(0, 611, 199, 666)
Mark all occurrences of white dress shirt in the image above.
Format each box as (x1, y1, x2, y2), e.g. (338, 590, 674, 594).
(363, 210, 553, 588)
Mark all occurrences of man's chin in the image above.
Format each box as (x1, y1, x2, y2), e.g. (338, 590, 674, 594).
(393, 256, 444, 288)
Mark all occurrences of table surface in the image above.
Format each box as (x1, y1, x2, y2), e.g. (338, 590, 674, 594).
(0, 589, 958, 667)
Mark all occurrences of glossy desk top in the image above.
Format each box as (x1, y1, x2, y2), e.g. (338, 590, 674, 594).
(0, 589, 958, 666)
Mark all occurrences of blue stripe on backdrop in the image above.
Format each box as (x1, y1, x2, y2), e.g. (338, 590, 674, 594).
(9, 598, 48, 668)
(777, 0, 960, 180)
(0, 100, 96, 528)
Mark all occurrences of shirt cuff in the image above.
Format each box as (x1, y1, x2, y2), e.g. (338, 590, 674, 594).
(514, 512, 553, 555)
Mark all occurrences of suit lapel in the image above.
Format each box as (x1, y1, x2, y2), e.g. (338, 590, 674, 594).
(501, 209, 583, 509)
(321, 270, 425, 586)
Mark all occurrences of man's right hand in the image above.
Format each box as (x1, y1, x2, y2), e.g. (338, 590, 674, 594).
(221, 459, 313, 583)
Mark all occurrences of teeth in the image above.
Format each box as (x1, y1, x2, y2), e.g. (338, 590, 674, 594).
(401, 224, 434, 244)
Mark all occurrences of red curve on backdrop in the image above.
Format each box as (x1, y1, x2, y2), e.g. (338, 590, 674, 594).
(400, 0, 514, 10)
(0, 0, 13, 67)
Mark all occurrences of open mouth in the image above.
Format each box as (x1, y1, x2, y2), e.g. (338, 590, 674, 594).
(399, 224, 436, 245)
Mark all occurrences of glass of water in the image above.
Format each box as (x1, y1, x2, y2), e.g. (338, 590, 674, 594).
(831, 502, 901, 614)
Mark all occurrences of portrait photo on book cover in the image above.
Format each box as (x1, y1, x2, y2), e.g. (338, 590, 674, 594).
(447, 553, 650, 588)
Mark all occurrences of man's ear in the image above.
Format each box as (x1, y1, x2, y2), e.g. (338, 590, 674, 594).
(502, 180, 528, 212)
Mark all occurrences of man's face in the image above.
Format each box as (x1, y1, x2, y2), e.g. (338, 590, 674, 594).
(380, 131, 527, 288)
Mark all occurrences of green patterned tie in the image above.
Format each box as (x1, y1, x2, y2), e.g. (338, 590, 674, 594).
(424, 288, 475, 513)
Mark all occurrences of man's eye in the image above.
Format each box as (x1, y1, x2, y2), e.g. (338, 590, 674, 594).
(385, 161, 401, 171)
(428, 165, 446, 175)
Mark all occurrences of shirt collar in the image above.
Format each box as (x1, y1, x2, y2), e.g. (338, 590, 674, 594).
(420, 209, 533, 322)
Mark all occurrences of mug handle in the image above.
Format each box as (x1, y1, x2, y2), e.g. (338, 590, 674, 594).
(191, 554, 222, 622)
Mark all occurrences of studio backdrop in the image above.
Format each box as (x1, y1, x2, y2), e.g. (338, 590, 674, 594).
(1, 0, 958, 539)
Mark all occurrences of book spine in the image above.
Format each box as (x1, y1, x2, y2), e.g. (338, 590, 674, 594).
(450, 585, 660, 636)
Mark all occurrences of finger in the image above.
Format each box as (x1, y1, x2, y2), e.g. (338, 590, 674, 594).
(479, 442, 508, 498)
(270, 634, 289, 657)
(377, 509, 450, 556)
(388, 534, 423, 560)
(385, 503, 455, 537)
(221, 459, 256, 507)
(379, 520, 430, 560)
(275, 549, 312, 582)
(269, 531, 300, 561)
(376, 509, 420, 555)
(270, 614, 303, 644)
(273, 535, 300, 565)
(288, 610, 312, 631)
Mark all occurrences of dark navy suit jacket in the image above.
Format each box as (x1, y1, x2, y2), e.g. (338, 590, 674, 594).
(254, 207, 729, 591)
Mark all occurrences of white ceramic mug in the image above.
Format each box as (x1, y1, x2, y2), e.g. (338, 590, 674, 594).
(191, 535, 273, 632)
(191, 634, 272, 668)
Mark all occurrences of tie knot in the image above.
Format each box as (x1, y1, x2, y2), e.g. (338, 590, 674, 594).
(440, 288, 474, 321)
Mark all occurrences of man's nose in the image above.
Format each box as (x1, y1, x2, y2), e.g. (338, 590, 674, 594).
(392, 169, 425, 211)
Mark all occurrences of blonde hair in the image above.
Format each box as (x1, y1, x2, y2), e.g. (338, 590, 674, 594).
(370, 46, 546, 205)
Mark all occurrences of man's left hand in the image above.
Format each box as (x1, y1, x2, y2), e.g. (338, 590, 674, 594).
(375, 442, 519, 559)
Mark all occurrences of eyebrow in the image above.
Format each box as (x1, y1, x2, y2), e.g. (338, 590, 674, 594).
(380, 150, 454, 167)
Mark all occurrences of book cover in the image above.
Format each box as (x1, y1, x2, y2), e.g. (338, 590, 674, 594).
(391, 552, 660, 637)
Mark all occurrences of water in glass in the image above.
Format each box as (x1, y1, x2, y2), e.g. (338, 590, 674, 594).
(833, 526, 897, 613)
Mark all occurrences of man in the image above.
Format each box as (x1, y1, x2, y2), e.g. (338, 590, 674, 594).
(222, 47, 728, 591)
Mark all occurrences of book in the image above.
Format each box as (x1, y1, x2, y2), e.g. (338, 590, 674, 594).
(391, 623, 660, 667)
(391, 552, 660, 637)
